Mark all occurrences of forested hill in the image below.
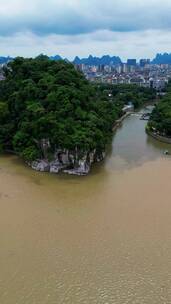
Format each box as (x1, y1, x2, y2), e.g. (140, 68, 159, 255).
(0, 55, 123, 175)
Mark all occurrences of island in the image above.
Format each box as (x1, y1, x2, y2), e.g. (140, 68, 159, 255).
(0, 56, 155, 175)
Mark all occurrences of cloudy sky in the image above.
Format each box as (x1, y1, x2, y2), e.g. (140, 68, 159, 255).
(0, 0, 171, 60)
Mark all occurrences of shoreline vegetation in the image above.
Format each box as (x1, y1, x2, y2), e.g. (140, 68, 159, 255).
(0, 56, 155, 175)
(146, 127, 171, 144)
(148, 81, 171, 145)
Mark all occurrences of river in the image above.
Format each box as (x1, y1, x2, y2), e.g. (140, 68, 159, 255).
(1, 105, 171, 303)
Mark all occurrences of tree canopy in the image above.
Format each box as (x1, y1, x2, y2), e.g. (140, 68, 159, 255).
(148, 82, 171, 136)
(0, 56, 123, 161)
(0, 56, 155, 163)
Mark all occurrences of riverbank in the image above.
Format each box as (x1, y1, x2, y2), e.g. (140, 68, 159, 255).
(112, 112, 131, 131)
(21, 113, 132, 176)
(146, 129, 171, 144)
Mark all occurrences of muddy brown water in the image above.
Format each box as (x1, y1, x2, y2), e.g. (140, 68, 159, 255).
(1, 106, 171, 303)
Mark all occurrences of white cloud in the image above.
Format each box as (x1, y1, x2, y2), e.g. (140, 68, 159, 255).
(0, 0, 170, 57)
(0, 0, 171, 35)
(0, 29, 171, 60)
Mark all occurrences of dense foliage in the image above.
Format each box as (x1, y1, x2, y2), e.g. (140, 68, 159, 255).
(148, 82, 171, 136)
(96, 84, 155, 109)
(0, 56, 156, 163)
(0, 56, 123, 161)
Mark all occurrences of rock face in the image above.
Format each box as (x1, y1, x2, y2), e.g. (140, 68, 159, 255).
(28, 140, 105, 176)
(31, 160, 50, 172)
(64, 159, 91, 176)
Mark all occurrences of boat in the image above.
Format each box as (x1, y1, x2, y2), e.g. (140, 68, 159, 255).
(140, 113, 151, 120)
(164, 150, 170, 155)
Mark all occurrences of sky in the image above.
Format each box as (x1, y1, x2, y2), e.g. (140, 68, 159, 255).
(0, 0, 171, 60)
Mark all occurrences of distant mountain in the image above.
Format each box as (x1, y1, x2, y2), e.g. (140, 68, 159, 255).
(49, 55, 63, 61)
(49, 54, 122, 65)
(152, 53, 171, 64)
(73, 55, 122, 65)
(0, 56, 13, 64)
(3, 53, 171, 66)
(49, 55, 71, 63)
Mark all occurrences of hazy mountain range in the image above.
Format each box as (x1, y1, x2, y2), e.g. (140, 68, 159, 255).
(49, 53, 171, 65)
(1, 53, 171, 65)
(151, 53, 171, 64)
(72, 55, 122, 65)
(0, 56, 13, 64)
